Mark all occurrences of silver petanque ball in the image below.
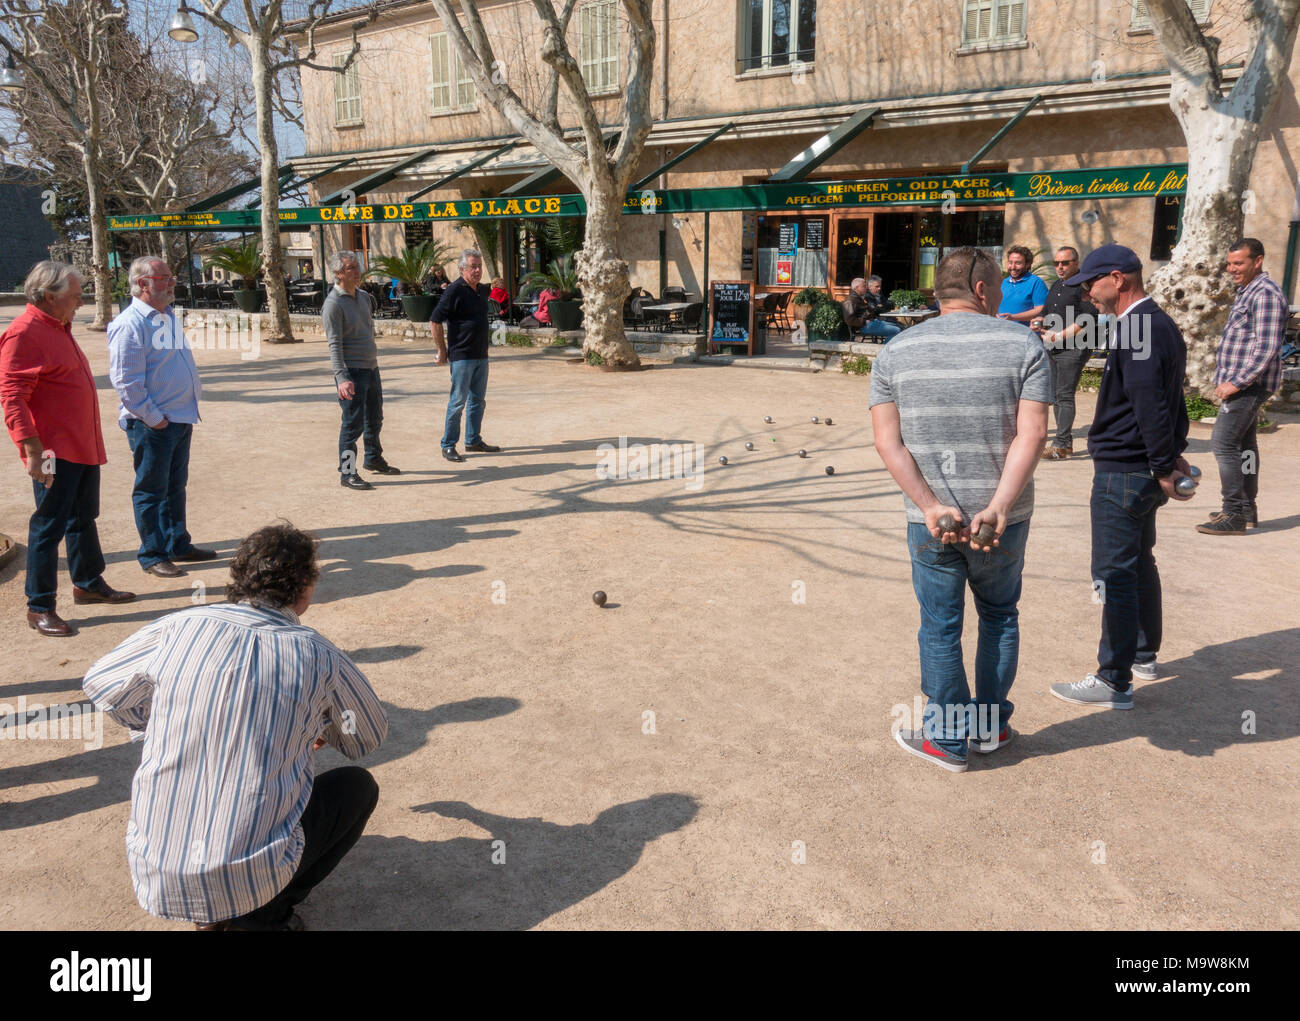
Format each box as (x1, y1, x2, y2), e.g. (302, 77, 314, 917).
(719, 456, 728, 465)
(1175, 475, 1198, 496)
(764, 415, 773, 423)
(745, 442, 754, 451)
(825, 465, 835, 475)
(798, 449, 807, 458)
(592, 590, 607, 607)
(811, 416, 819, 423)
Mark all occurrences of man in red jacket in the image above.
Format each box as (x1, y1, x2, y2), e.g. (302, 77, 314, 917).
(1, 261, 135, 637)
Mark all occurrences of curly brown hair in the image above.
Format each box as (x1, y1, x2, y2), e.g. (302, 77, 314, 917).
(227, 521, 320, 609)
(1006, 245, 1033, 264)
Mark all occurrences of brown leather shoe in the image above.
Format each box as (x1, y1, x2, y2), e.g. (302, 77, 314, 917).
(27, 610, 74, 637)
(73, 583, 137, 604)
(1041, 445, 1072, 460)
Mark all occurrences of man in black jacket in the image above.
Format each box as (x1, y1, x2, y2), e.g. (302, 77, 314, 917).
(431, 250, 500, 462)
(1049, 245, 1195, 710)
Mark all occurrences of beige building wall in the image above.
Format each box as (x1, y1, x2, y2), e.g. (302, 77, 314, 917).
(293, 1, 1300, 296)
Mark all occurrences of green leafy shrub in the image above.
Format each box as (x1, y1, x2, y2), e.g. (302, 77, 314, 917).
(889, 289, 928, 311)
(1186, 394, 1218, 421)
(505, 332, 533, 347)
(807, 299, 848, 338)
(793, 286, 829, 307)
(585, 349, 605, 366)
(1078, 368, 1103, 391)
(841, 355, 872, 376)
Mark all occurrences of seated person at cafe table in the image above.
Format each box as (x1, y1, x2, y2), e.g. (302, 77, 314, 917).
(842, 276, 902, 342)
(997, 245, 1049, 323)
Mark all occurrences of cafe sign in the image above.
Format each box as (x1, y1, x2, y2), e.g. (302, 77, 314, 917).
(110, 164, 1187, 231)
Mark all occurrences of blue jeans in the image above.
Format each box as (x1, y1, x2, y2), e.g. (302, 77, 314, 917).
(338, 367, 384, 473)
(126, 420, 193, 568)
(861, 319, 902, 342)
(1091, 471, 1165, 690)
(442, 357, 488, 450)
(27, 460, 107, 612)
(906, 519, 1029, 757)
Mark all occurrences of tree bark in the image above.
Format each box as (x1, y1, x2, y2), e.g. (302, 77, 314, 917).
(81, 78, 112, 330)
(579, 181, 638, 367)
(251, 39, 295, 342)
(1144, 0, 1300, 393)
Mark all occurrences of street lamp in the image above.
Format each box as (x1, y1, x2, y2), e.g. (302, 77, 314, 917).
(0, 53, 23, 93)
(168, 4, 199, 44)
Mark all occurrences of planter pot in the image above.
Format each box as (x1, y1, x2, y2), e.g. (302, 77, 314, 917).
(792, 302, 813, 322)
(400, 294, 435, 322)
(232, 288, 266, 313)
(549, 299, 582, 332)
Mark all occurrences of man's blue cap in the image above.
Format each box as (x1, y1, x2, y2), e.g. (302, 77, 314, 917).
(1064, 243, 1142, 286)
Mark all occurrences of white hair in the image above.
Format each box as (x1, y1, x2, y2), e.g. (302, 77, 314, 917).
(851, 277, 866, 289)
(128, 256, 169, 297)
(459, 249, 483, 269)
(329, 250, 360, 275)
(24, 261, 81, 306)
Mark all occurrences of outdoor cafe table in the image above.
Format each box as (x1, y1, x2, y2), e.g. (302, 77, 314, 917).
(879, 308, 939, 329)
(641, 301, 691, 331)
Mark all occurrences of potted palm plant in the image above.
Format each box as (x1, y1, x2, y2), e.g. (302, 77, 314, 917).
(368, 240, 455, 322)
(205, 241, 265, 313)
(522, 254, 582, 331)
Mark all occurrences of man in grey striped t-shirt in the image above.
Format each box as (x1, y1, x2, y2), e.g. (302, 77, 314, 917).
(84, 521, 387, 930)
(870, 247, 1051, 773)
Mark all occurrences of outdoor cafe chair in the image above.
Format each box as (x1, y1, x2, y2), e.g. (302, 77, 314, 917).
(773, 291, 793, 332)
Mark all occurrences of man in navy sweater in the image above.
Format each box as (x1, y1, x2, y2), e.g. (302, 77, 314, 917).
(1050, 245, 1195, 710)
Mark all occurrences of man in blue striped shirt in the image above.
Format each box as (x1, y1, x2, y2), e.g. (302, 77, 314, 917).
(84, 521, 387, 930)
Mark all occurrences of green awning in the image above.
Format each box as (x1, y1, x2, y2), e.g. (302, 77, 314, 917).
(406, 143, 517, 203)
(768, 107, 879, 183)
(961, 95, 1041, 174)
(185, 164, 294, 212)
(631, 123, 735, 191)
(317, 147, 440, 205)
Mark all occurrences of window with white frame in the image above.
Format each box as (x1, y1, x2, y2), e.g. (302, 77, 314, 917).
(431, 32, 477, 114)
(961, 0, 1026, 48)
(580, 1, 619, 94)
(333, 52, 362, 126)
(738, 0, 817, 73)
(1130, 0, 1212, 31)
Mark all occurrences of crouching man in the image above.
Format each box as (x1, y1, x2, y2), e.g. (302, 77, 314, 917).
(83, 520, 388, 930)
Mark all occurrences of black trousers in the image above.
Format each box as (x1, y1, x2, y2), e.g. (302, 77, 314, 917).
(235, 766, 379, 929)
(338, 367, 384, 473)
(26, 459, 106, 612)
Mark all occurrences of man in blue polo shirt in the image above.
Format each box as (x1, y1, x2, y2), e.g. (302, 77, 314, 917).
(998, 245, 1049, 323)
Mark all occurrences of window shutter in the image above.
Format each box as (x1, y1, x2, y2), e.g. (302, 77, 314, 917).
(333, 52, 360, 125)
(999, 1, 1025, 39)
(1133, 0, 1212, 30)
(457, 51, 476, 108)
(581, 2, 617, 92)
(430, 34, 450, 111)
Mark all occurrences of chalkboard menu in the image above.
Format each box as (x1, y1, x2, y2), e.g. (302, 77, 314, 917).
(778, 222, 799, 252)
(805, 218, 826, 251)
(710, 280, 758, 356)
(404, 222, 433, 247)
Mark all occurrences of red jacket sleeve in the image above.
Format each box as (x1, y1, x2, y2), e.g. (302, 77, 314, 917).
(0, 327, 42, 449)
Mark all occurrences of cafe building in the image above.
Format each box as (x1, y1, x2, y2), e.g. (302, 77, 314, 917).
(276, 1, 1298, 303)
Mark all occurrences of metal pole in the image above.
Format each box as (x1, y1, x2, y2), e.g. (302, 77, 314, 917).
(185, 232, 196, 293)
(702, 211, 710, 335)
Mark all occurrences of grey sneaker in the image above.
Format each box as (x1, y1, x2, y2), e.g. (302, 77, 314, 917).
(969, 725, 1015, 754)
(1131, 660, 1158, 682)
(893, 728, 968, 772)
(1050, 674, 1133, 710)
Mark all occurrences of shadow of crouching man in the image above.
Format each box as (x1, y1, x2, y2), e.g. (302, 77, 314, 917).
(314, 793, 699, 929)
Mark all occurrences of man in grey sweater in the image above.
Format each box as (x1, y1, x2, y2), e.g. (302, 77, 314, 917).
(322, 251, 400, 490)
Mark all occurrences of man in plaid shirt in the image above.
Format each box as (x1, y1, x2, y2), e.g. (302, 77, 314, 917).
(1197, 238, 1286, 535)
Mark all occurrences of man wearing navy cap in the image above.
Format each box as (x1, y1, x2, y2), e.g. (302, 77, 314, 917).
(1049, 245, 1195, 710)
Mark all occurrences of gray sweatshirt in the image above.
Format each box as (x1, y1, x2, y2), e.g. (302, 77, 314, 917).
(322, 285, 378, 384)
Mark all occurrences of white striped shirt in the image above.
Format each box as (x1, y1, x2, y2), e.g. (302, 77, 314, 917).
(82, 601, 387, 923)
